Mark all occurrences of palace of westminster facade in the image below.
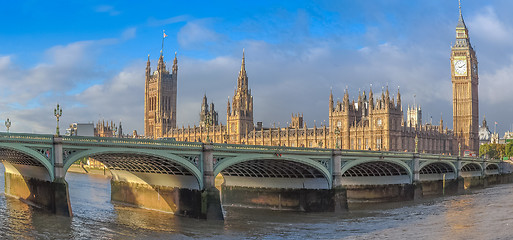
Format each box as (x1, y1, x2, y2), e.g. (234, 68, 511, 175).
(144, 9, 479, 155)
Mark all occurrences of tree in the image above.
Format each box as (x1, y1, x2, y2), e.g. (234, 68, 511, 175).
(506, 142, 513, 158)
(480, 144, 492, 158)
(480, 143, 502, 159)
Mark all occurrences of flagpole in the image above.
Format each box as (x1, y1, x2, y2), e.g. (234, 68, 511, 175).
(161, 30, 165, 55)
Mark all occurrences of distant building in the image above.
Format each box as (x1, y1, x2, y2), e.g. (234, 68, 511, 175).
(159, 7, 478, 155)
(407, 105, 422, 128)
(144, 51, 178, 139)
(451, 6, 479, 153)
(94, 120, 122, 137)
(479, 116, 491, 145)
(199, 94, 218, 127)
(66, 123, 94, 136)
(168, 51, 455, 154)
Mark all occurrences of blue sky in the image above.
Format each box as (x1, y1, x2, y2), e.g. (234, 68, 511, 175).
(0, 0, 512, 136)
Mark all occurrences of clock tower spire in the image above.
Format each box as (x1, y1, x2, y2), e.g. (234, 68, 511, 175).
(451, 1, 479, 154)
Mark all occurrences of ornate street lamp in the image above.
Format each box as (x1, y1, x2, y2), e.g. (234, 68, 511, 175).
(5, 118, 11, 133)
(112, 123, 118, 137)
(415, 134, 419, 153)
(334, 127, 341, 149)
(54, 104, 62, 136)
(204, 113, 212, 143)
(458, 142, 462, 157)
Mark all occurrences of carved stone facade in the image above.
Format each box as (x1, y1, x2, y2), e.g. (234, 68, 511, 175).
(94, 120, 119, 137)
(199, 94, 218, 127)
(167, 51, 456, 154)
(162, 8, 476, 155)
(144, 52, 178, 138)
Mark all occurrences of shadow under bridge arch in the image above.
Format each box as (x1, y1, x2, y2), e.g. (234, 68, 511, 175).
(214, 155, 332, 189)
(63, 148, 203, 189)
(0, 144, 54, 181)
(418, 161, 456, 181)
(341, 160, 412, 185)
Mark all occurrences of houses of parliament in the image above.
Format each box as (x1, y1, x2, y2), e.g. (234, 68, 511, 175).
(144, 8, 479, 155)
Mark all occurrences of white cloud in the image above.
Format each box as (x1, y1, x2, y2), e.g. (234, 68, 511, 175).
(470, 6, 513, 45)
(95, 5, 120, 16)
(177, 20, 224, 49)
(122, 27, 137, 40)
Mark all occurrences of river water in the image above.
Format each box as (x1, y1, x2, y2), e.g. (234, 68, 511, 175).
(2, 164, 513, 240)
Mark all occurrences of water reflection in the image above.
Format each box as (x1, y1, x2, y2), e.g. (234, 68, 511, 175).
(3, 163, 513, 239)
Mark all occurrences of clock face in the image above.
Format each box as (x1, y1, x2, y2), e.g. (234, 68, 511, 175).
(454, 60, 467, 76)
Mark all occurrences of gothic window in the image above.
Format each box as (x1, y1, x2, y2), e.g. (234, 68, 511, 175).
(376, 138, 382, 150)
(365, 139, 369, 150)
(377, 118, 382, 126)
(337, 121, 342, 127)
(358, 139, 362, 150)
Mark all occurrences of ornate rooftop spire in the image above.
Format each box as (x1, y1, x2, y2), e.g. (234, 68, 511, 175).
(237, 49, 248, 90)
(457, 0, 466, 29)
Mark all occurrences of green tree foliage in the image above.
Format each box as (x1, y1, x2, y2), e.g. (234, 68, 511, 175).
(480, 143, 506, 159)
(506, 142, 513, 158)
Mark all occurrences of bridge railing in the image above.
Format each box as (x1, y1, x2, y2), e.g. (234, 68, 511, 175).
(211, 142, 333, 155)
(0, 132, 54, 143)
(62, 136, 204, 149)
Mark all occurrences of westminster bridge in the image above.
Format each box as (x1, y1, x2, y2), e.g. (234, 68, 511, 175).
(0, 132, 508, 220)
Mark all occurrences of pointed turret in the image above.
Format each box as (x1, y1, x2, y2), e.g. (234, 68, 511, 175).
(369, 86, 374, 109)
(456, 0, 466, 30)
(146, 54, 151, 77)
(454, 0, 470, 47)
(396, 87, 401, 109)
(343, 88, 349, 109)
(440, 113, 444, 132)
(201, 94, 208, 112)
(227, 97, 231, 116)
(238, 49, 248, 90)
(157, 52, 166, 72)
(172, 52, 178, 74)
(329, 88, 334, 113)
(357, 89, 362, 106)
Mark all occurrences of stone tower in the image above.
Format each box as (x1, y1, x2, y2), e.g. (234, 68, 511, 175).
(199, 94, 219, 127)
(451, 3, 479, 153)
(144, 51, 178, 138)
(227, 49, 254, 144)
(407, 105, 422, 128)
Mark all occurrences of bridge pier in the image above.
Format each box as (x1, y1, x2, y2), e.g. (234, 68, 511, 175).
(332, 151, 348, 212)
(3, 162, 72, 216)
(201, 144, 224, 220)
(2, 136, 72, 216)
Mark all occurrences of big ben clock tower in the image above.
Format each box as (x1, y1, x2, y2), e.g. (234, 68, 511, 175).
(451, 2, 479, 154)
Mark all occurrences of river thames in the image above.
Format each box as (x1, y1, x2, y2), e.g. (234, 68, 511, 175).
(1, 164, 513, 239)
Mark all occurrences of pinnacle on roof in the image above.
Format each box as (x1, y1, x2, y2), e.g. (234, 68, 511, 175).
(456, 0, 467, 29)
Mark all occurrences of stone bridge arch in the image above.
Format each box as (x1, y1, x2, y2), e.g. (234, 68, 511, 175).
(340, 159, 412, 185)
(461, 162, 483, 178)
(418, 161, 457, 181)
(0, 143, 54, 180)
(213, 154, 332, 189)
(485, 163, 500, 175)
(63, 147, 203, 189)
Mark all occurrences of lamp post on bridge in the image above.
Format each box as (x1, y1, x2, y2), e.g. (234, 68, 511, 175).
(112, 123, 118, 137)
(54, 104, 62, 136)
(415, 134, 419, 153)
(334, 127, 341, 149)
(5, 118, 11, 133)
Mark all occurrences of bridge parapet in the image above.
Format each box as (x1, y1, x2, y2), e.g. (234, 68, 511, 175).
(0, 132, 54, 143)
(62, 136, 204, 149)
